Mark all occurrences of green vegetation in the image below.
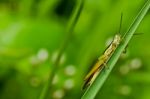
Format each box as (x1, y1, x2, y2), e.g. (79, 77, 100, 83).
(0, 0, 150, 99)
(81, 0, 150, 98)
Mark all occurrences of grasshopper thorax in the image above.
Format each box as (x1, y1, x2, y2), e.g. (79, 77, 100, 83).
(112, 34, 121, 45)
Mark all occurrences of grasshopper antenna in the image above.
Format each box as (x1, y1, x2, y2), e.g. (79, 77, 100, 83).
(118, 12, 123, 34)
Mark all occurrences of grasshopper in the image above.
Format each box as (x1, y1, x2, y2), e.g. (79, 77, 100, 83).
(82, 13, 123, 89)
(82, 34, 121, 89)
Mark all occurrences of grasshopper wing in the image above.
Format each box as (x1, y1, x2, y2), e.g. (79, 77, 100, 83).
(82, 61, 104, 89)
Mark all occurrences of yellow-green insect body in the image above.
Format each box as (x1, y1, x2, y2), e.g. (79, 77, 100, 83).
(83, 13, 124, 89)
(82, 34, 121, 89)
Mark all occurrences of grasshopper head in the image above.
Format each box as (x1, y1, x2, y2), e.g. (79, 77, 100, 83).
(113, 34, 121, 45)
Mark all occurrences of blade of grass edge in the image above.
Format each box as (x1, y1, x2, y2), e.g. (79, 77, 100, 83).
(81, 0, 150, 99)
(39, 0, 85, 99)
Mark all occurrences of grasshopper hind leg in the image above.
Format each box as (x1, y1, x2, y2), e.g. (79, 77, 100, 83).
(82, 68, 101, 90)
(82, 73, 94, 90)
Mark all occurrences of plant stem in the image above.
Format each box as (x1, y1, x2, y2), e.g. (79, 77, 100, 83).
(39, 0, 84, 99)
(81, 0, 150, 99)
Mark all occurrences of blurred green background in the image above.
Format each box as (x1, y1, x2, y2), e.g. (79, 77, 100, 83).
(0, 0, 150, 99)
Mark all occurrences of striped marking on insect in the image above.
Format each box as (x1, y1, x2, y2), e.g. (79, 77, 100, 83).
(82, 13, 124, 89)
(82, 12, 142, 89)
(82, 34, 122, 89)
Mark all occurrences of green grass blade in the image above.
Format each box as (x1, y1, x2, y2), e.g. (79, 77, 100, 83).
(39, 1, 84, 99)
(81, 0, 150, 99)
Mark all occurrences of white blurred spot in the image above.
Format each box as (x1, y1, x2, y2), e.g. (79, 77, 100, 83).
(53, 89, 65, 99)
(119, 65, 130, 75)
(51, 51, 66, 65)
(119, 85, 131, 96)
(105, 37, 113, 47)
(65, 65, 76, 76)
(64, 79, 74, 90)
(30, 77, 41, 87)
(1, 23, 23, 45)
(29, 55, 39, 65)
(37, 48, 49, 62)
(52, 75, 59, 85)
(130, 58, 142, 70)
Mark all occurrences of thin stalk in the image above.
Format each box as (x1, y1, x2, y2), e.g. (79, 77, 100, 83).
(81, 0, 150, 99)
(39, 0, 84, 99)
(38, 0, 59, 17)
